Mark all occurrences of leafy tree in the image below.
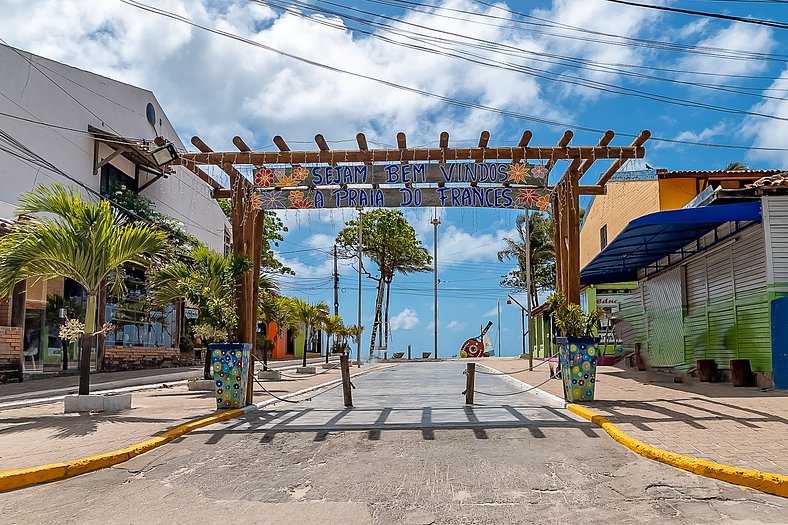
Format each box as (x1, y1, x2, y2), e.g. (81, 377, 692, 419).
(321, 314, 344, 360)
(109, 184, 198, 262)
(218, 198, 292, 275)
(151, 245, 251, 378)
(336, 209, 431, 357)
(498, 212, 556, 308)
(0, 184, 167, 394)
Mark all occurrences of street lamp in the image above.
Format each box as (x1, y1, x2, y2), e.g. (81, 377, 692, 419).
(356, 207, 363, 368)
(151, 141, 179, 167)
(507, 295, 531, 370)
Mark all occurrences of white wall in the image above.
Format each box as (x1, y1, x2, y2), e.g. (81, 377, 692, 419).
(0, 44, 227, 252)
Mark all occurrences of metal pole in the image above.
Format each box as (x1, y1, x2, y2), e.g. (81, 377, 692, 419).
(431, 216, 440, 360)
(525, 209, 533, 371)
(497, 298, 501, 357)
(356, 208, 363, 368)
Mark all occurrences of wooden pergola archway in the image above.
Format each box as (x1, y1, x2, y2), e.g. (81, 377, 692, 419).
(177, 128, 650, 403)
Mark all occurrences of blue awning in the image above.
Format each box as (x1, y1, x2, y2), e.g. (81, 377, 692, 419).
(580, 201, 761, 285)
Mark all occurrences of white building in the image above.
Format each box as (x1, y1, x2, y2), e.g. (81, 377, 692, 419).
(0, 44, 228, 379)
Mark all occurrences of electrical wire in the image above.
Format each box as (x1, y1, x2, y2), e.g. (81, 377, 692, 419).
(474, 353, 560, 375)
(472, 375, 556, 397)
(117, 0, 788, 152)
(599, 0, 788, 30)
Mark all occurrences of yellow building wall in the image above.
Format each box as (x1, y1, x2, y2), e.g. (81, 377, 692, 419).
(658, 178, 697, 210)
(580, 180, 660, 268)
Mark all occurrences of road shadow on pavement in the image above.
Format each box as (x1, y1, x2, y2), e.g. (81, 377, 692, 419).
(0, 413, 178, 439)
(186, 404, 601, 445)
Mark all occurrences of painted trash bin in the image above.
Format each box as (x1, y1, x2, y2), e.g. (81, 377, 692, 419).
(556, 337, 599, 402)
(210, 343, 251, 409)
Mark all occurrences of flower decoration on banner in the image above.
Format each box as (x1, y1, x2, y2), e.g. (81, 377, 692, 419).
(273, 168, 287, 180)
(536, 193, 552, 211)
(289, 190, 314, 209)
(250, 193, 263, 210)
(517, 188, 540, 207)
(255, 167, 274, 187)
(275, 174, 299, 187)
(507, 162, 530, 184)
(259, 190, 287, 209)
(530, 164, 548, 179)
(292, 166, 310, 182)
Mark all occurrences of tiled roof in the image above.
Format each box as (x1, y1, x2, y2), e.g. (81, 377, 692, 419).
(747, 172, 788, 188)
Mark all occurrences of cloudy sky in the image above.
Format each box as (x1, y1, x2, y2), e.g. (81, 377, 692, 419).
(2, 0, 786, 357)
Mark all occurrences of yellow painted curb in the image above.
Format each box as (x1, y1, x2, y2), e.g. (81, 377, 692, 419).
(0, 408, 245, 493)
(567, 403, 788, 498)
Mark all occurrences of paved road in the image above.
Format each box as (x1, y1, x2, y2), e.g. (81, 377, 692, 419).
(1, 362, 785, 524)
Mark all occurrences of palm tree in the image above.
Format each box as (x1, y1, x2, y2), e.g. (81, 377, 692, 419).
(257, 291, 291, 370)
(724, 162, 748, 171)
(498, 212, 555, 308)
(282, 298, 329, 367)
(151, 245, 250, 379)
(0, 184, 167, 394)
(321, 314, 343, 363)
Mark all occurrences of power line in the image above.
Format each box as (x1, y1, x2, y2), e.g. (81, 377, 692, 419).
(117, 0, 788, 152)
(262, 0, 788, 116)
(599, 0, 788, 30)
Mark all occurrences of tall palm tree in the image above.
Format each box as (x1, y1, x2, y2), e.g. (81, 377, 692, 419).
(283, 298, 329, 367)
(321, 314, 343, 363)
(151, 245, 250, 378)
(498, 212, 555, 308)
(0, 184, 167, 394)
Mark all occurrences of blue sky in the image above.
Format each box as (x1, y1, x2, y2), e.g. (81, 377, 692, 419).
(1, 0, 787, 357)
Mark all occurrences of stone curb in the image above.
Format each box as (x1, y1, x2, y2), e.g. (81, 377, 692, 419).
(0, 363, 387, 493)
(475, 362, 567, 408)
(567, 403, 788, 499)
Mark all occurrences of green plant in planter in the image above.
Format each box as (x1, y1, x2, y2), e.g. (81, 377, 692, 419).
(547, 293, 601, 338)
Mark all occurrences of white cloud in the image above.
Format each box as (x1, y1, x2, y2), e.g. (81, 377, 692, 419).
(675, 22, 775, 85)
(674, 122, 727, 143)
(0, 0, 557, 150)
(482, 306, 499, 317)
(391, 308, 420, 330)
(743, 67, 788, 166)
(446, 320, 465, 331)
(432, 224, 518, 265)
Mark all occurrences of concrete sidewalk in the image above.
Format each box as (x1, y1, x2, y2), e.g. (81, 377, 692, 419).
(482, 357, 788, 475)
(0, 357, 336, 407)
(0, 360, 365, 472)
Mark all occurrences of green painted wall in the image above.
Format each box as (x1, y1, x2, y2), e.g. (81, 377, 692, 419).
(620, 287, 773, 372)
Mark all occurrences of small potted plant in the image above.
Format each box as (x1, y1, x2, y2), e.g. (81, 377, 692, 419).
(547, 293, 602, 402)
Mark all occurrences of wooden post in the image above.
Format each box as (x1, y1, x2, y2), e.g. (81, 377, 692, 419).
(341, 354, 353, 407)
(465, 362, 475, 405)
(407, 344, 411, 360)
(567, 173, 581, 304)
(246, 210, 265, 405)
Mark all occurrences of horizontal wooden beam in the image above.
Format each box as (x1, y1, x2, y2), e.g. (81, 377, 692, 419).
(396, 132, 407, 150)
(596, 130, 652, 186)
(356, 133, 368, 151)
(273, 135, 290, 152)
(179, 158, 222, 190)
(545, 130, 574, 174)
(178, 146, 645, 167)
(439, 131, 449, 149)
(518, 131, 532, 148)
(478, 130, 490, 149)
(233, 136, 252, 153)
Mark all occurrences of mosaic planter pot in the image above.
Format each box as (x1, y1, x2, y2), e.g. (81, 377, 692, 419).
(556, 337, 599, 402)
(209, 343, 251, 409)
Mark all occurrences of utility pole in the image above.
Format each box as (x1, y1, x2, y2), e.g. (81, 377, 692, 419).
(525, 209, 533, 371)
(333, 245, 339, 317)
(356, 208, 363, 368)
(431, 216, 440, 360)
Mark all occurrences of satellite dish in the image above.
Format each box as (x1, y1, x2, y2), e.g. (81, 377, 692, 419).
(145, 103, 156, 128)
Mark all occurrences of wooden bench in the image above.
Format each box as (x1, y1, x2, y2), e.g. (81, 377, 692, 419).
(391, 352, 405, 359)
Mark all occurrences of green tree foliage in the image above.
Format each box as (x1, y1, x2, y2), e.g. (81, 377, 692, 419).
(109, 184, 198, 262)
(498, 212, 556, 307)
(280, 297, 329, 367)
(218, 198, 292, 275)
(336, 209, 431, 356)
(0, 183, 167, 393)
(724, 162, 748, 171)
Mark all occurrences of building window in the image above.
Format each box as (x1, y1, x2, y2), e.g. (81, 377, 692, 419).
(224, 228, 231, 258)
(100, 163, 137, 196)
(600, 225, 608, 249)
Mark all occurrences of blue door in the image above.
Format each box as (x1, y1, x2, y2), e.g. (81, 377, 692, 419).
(771, 297, 788, 389)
